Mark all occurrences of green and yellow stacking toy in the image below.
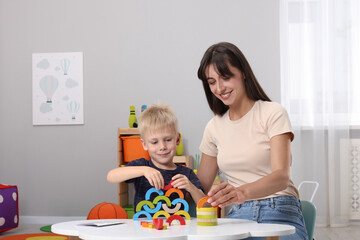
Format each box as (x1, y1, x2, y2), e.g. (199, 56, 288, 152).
(128, 105, 138, 128)
(197, 207, 218, 226)
(197, 196, 218, 226)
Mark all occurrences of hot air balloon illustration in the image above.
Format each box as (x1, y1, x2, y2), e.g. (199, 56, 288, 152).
(39, 75, 59, 103)
(60, 58, 70, 75)
(67, 101, 80, 120)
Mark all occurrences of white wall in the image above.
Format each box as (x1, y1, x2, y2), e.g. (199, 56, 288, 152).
(0, 0, 281, 217)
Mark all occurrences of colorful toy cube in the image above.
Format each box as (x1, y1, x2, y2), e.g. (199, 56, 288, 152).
(0, 184, 19, 233)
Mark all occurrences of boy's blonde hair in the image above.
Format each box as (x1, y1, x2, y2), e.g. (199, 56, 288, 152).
(138, 104, 179, 138)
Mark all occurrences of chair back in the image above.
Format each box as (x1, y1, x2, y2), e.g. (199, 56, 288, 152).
(301, 200, 316, 240)
(298, 181, 319, 240)
(298, 181, 319, 202)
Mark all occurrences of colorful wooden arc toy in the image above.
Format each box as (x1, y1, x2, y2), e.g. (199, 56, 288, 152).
(145, 188, 164, 200)
(165, 188, 184, 199)
(133, 211, 152, 220)
(162, 203, 181, 213)
(133, 187, 190, 223)
(166, 215, 186, 226)
(171, 199, 189, 212)
(174, 210, 191, 220)
(197, 196, 210, 208)
(152, 210, 171, 219)
(162, 180, 174, 191)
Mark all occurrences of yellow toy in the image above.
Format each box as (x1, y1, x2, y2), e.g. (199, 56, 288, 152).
(176, 133, 184, 155)
(197, 207, 218, 226)
(128, 105, 138, 128)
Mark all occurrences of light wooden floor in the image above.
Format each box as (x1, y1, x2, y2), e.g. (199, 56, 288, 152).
(315, 225, 360, 240)
(1, 224, 360, 239)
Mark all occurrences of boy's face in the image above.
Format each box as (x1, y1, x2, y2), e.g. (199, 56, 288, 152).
(141, 127, 180, 169)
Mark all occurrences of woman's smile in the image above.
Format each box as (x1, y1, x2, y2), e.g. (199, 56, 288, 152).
(220, 91, 232, 100)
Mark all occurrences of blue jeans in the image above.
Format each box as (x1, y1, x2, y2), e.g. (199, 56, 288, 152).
(227, 196, 308, 240)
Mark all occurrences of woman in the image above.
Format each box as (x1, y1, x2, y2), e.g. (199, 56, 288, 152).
(196, 42, 308, 240)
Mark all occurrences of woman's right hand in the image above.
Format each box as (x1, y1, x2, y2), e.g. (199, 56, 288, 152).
(143, 167, 164, 190)
(207, 182, 246, 207)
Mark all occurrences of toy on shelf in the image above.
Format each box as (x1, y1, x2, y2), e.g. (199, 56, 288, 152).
(141, 105, 147, 112)
(196, 196, 218, 226)
(121, 136, 150, 162)
(176, 133, 184, 156)
(128, 105, 138, 128)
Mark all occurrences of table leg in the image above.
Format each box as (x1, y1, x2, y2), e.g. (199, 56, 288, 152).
(266, 237, 280, 240)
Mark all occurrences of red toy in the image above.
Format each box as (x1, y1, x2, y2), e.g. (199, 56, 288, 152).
(153, 218, 164, 230)
(162, 180, 174, 190)
(166, 215, 186, 226)
(141, 219, 167, 230)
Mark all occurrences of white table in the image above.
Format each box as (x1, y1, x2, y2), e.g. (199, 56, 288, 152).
(52, 218, 295, 240)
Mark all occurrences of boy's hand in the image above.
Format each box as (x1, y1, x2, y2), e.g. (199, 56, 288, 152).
(143, 167, 164, 190)
(171, 174, 194, 192)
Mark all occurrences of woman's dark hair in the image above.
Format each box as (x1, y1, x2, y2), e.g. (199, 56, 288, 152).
(197, 42, 271, 116)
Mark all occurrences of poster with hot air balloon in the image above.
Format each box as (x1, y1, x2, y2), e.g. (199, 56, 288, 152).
(32, 52, 84, 125)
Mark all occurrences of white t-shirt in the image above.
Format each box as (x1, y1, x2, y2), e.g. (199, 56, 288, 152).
(200, 100, 299, 199)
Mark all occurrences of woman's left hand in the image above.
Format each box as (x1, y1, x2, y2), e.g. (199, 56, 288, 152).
(207, 182, 246, 207)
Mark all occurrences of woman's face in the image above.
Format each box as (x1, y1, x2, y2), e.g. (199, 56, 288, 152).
(205, 63, 247, 108)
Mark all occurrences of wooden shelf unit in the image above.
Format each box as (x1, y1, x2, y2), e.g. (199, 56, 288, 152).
(117, 128, 193, 207)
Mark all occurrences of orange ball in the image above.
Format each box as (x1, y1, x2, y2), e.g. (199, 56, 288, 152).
(87, 202, 128, 220)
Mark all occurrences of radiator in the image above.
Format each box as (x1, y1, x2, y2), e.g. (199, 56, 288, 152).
(341, 138, 360, 219)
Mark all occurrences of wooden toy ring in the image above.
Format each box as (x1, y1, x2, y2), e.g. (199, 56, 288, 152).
(162, 202, 181, 214)
(197, 196, 210, 208)
(136, 200, 155, 212)
(133, 211, 152, 221)
(145, 188, 164, 200)
(171, 198, 189, 212)
(153, 195, 172, 206)
(165, 188, 184, 199)
(166, 215, 186, 226)
(152, 210, 170, 219)
(174, 210, 191, 220)
(143, 202, 162, 213)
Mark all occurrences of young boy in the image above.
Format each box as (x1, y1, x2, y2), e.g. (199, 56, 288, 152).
(107, 104, 205, 211)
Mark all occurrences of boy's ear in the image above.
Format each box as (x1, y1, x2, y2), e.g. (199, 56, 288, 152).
(176, 133, 181, 146)
(141, 138, 148, 150)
